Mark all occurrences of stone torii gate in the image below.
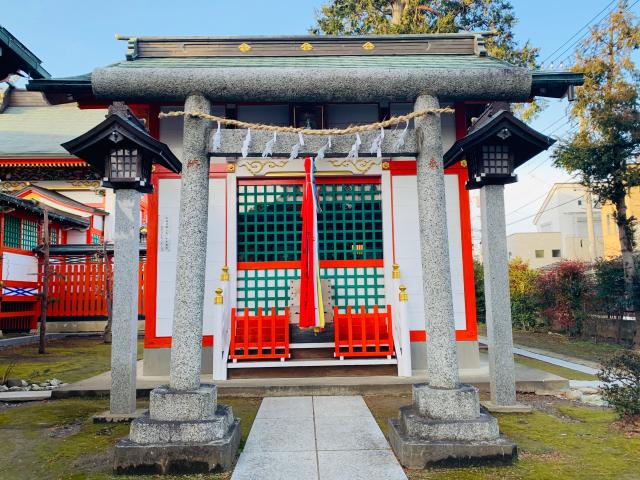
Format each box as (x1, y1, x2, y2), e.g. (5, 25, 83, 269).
(46, 33, 581, 473)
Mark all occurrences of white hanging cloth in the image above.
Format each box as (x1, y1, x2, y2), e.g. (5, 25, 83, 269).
(346, 133, 361, 159)
(289, 132, 306, 161)
(369, 127, 385, 158)
(211, 121, 222, 152)
(394, 121, 409, 150)
(241, 128, 252, 158)
(262, 132, 277, 158)
(315, 136, 332, 162)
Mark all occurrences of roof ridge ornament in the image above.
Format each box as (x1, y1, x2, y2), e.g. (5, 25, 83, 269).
(238, 42, 252, 53)
(362, 41, 375, 51)
(300, 42, 314, 51)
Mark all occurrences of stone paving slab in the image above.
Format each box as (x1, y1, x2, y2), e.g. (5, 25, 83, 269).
(256, 396, 313, 419)
(318, 450, 407, 480)
(0, 390, 52, 402)
(243, 417, 316, 453)
(231, 395, 407, 480)
(315, 415, 389, 450)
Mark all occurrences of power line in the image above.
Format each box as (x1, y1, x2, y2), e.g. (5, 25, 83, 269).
(541, 0, 618, 65)
(506, 194, 586, 227)
(547, 0, 640, 68)
(505, 191, 550, 216)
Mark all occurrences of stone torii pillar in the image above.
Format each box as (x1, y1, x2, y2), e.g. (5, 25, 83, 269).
(115, 94, 240, 475)
(480, 184, 530, 412)
(388, 95, 516, 468)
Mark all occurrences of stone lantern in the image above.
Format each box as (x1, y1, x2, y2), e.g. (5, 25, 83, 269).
(444, 106, 556, 411)
(62, 103, 181, 418)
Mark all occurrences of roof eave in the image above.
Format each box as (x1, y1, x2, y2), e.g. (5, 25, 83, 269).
(531, 71, 584, 99)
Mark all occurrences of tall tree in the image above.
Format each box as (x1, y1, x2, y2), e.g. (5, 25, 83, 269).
(553, 1, 640, 345)
(311, 0, 538, 68)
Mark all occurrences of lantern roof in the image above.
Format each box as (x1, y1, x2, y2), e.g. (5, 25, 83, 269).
(443, 107, 556, 170)
(61, 105, 181, 174)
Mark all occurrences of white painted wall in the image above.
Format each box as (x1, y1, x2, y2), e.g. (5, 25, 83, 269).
(1, 251, 38, 282)
(391, 171, 466, 331)
(155, 177, 227, 338)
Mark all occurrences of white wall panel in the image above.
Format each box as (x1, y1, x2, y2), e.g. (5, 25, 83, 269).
(155, 177, 227, 338)
(391, 171, 466, 332)
(1, 252, 38, 282)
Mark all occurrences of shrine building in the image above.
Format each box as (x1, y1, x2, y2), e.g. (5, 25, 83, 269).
(26, 33, 581, 378)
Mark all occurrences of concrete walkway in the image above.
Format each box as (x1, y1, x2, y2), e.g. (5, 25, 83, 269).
(232, 396, 407, 480)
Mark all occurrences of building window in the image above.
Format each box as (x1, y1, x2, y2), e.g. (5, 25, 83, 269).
(552, 249, 561, 258)
(91, 233, 102, 245)
(535, 249, 544, 258)
(21, 220, 38, 250)
(577, 200, 582, 205)
(3, 215, 21, 248)
(50, 228, 58, 245)
(237, 182, 383, 262)
(3, 216, 39, 250)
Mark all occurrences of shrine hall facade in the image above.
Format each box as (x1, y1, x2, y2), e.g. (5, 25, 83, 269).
(27, 33, 581, 377)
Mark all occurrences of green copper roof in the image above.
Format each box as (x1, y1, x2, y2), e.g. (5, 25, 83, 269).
(0, 25, 50, 79)
(107, 54, 515, 70)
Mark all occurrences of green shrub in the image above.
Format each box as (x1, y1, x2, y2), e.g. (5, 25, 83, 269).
(537, 260, 590, 336)
(598, 350, 640, 418)
(509, 258, 541, 330)
(473, 259, 486, 323)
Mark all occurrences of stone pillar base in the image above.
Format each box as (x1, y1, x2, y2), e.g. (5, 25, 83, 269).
(389, 383, 517, 468)
(387, 417, 516, 468)
(114, 418, 240, 475)
(114, 384, 240, 474)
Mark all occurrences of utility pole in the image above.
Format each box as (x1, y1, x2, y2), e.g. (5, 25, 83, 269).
(584, 189, 597, 261)
(38, 207, 49, 355)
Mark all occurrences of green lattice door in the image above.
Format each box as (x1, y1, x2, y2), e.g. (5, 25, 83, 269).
(237, 179, 385, 315)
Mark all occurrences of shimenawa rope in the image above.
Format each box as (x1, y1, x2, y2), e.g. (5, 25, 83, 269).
(158, 107, 454, 136)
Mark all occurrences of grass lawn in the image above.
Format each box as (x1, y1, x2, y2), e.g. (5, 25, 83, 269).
(365, 394, 640, 480)
(0, 394, 636, 479)
(0, 396, 261, 480)
(478, 324, 628, 365)
(0, 336, 144, 384)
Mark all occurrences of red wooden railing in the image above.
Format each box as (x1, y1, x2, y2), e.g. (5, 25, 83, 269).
(229, 307, 290, 361)
(334, 305, 394, 358)
(0, 280, 40, 331)
(47, 257, 145, 318)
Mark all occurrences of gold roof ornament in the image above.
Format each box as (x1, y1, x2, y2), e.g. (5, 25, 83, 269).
(238, 43, 252, 53)
(392, 264, 400, 279)
(362, 41, 375, 51)
(220, 265, 230, 281)
(214, 287, 224, 305)
(399, 284, 408, 302)
(300, 42, 314, 51)
(460, 160, 467, 167)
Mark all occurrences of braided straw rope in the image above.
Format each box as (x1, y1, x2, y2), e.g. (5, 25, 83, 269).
(158, 107, 454, 136)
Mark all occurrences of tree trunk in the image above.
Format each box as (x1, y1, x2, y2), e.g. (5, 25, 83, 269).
(613, 196, 640, 347)
(38, 208, 49, 355)
(391, 0, 406, 25)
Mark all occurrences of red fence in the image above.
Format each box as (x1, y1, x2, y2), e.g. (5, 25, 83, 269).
(0, 280, 40, 332)
(47, 256, 145, 318)
(230, 307, 290, 361)
(334, 305, 394, 358)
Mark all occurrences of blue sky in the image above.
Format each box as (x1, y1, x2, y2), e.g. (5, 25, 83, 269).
(2, 0, 638, 233)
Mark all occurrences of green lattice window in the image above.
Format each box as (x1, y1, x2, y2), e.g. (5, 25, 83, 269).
(237, 268, 300, 314)
(321, 266, 386, 312)
(317, 183, 383, 260)
(237, 184, 302, 262)
(50, 228, 58, 245)
(237, 182, 383, 262)
(21, 220, 38, 250)
(91, 234, 101, 244)
(3, 216, 21, 248)
(237, 266, 386, 315)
